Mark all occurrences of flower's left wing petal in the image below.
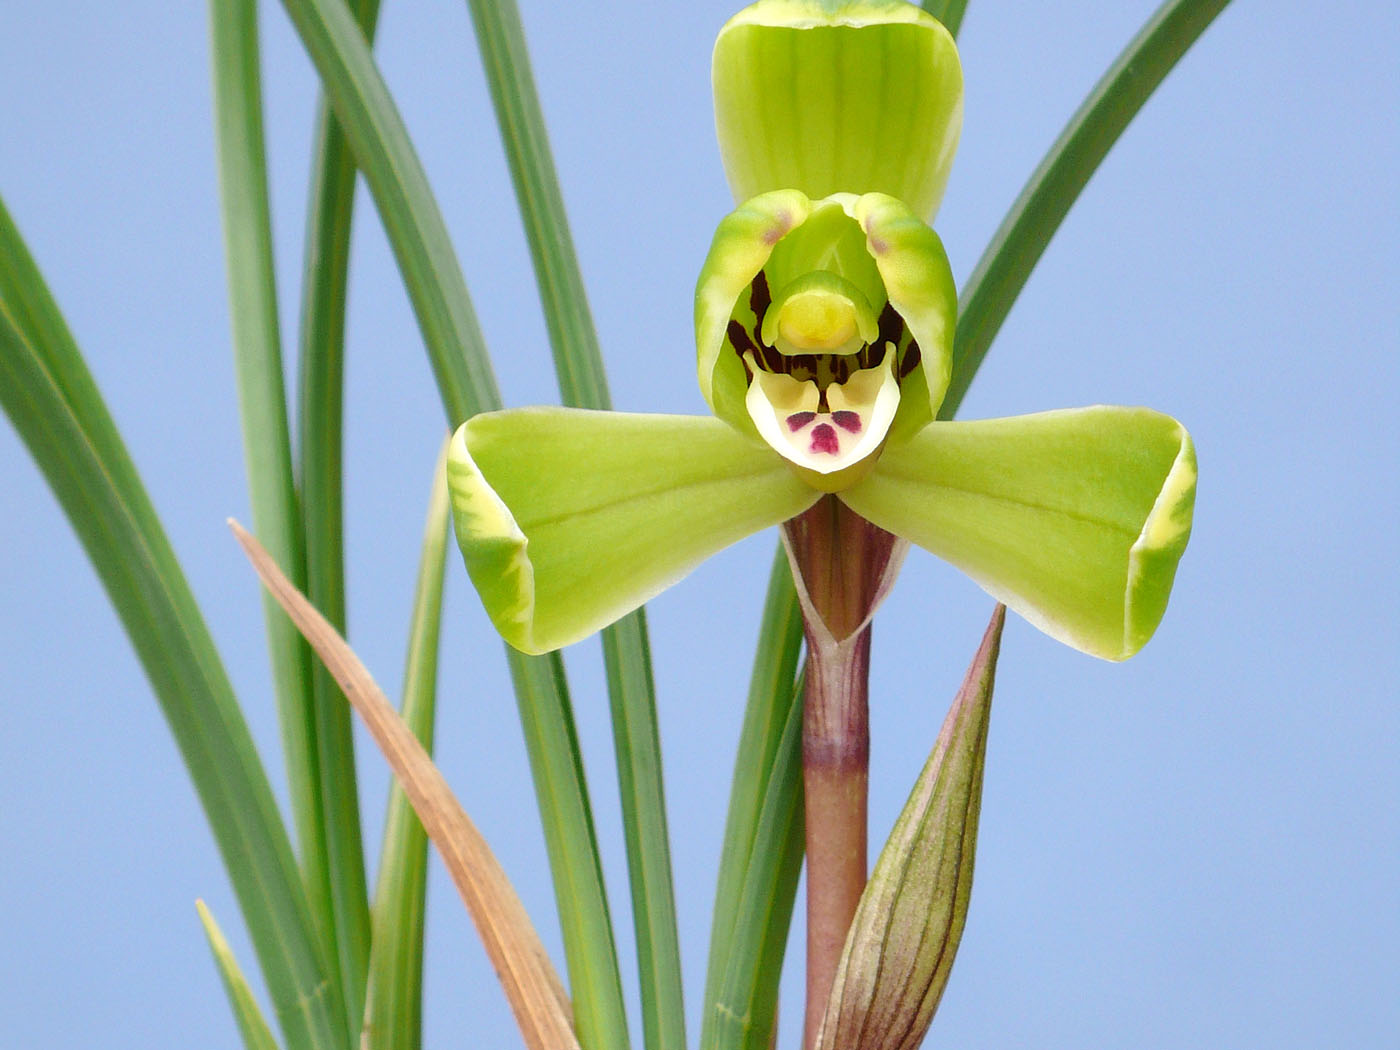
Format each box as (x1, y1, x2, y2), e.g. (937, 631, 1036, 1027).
(841, 407, 1195, 660)
(448, 408, 819, 654)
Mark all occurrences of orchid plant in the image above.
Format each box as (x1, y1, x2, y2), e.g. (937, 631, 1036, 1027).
(0, 0, 1227, 1048)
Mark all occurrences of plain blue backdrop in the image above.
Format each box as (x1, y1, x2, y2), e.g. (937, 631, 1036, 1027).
(1, 1, 1396, 1047)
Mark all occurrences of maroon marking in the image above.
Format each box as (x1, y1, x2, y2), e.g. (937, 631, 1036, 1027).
(786, 411, 816, 432)
(809, 423, 840, 455)
(877, 301, 903, 347)
(727, 320, 757, 357)
(750, 270, 772, 324)
(832, 411, 862, 433)
(899, 342, 922, 379)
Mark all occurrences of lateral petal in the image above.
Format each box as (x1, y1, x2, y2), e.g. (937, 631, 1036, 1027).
(447, 408, 820, 654)
(840, 407, 1196, 659)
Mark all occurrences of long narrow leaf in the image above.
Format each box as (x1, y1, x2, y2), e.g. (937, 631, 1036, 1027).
(362, 443, 450, 1050)
(231, 520, 579, 1050)
(941, 0, 1232, 418)
(463, 3, 680, 1046)
(277, 0, 495, 425)
(710, 670, 805, 1050)
(700, 549, 806, 1050)
(0, 200, 346, 1050)
(198, 900, 285, 1050)
(289, 0, 388, 1033)
(921, 0, 968, 37)
(209, 3, 367, 1033)
(275, 0, 630, 1043)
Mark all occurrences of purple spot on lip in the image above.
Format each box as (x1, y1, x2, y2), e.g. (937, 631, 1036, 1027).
(786, 411, 816, 432)
(809, 424, 840, 455)
(832, 411, 862, 433)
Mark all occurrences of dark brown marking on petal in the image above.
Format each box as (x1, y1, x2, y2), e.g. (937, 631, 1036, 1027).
(832, 411, 862, 433)
(899, 341, 922, 379)
(750, 270, 772, 327)
(727, 319, 757, 358)
(809, 423, 840, 455)
(786, 411, 816, 432)
(878, 301, 903, 348)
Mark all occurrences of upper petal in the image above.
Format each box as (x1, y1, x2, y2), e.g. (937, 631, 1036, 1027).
(840, 407, 1197, 660)
(447, 408, 819, 654)
(713, 0, 963, 219)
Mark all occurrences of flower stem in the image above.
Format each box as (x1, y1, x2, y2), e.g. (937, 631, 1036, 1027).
(781, 497, 903, 1048)
(800, 628, 870, 1048)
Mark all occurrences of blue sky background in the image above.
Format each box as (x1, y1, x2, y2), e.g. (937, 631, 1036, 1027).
(1, 1, 1396, 1047)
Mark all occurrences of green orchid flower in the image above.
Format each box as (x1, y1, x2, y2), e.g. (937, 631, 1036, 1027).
(446, 0, 1195, 661)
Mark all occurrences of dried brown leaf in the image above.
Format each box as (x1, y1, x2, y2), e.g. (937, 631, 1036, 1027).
(229, 519, 576, 1050)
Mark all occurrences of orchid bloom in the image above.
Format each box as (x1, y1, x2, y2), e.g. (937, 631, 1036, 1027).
(446, 0, 1195, 661)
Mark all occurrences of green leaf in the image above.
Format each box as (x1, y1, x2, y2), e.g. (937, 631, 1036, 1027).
(447, 408, 819, 655)
(842, 407, 1196, 660)
(209, 3, 359, 1012)
(198, 900, 285, 1050)
(920, 0, 967, 37)
(713, 0, 962, 219)
(815, 605, 1003, 1049)
(942, 0, 1233, 419)
(700, 549, 805, 1050)
(292, 0, 384, 1037)
(0, 198, 346, 1050)
(706, 667, 806, 1050)
(362, 446, 449, 1050)
(462, 3, 686, 1043)
(462, 0, 610, 413)
(277, 0, 497, 426)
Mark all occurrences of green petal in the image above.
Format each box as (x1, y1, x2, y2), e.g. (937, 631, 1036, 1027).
(695, 189, 813, 431)
(447, 408, 819, 654)
(850, 192, 956, 431)
(713, 0, 963, 219)
(695, 191, 955, 476)
(841, 407, 1196, 660)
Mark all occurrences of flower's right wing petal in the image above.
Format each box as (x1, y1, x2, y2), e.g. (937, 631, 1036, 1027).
(448, 408, 819, 654)
(841, 407, 1196, 660)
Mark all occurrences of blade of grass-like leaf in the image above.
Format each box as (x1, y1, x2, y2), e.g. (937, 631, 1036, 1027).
(0, 201, 347, 1050)
(275, 0, 630, 1044)
(462, 0, 608, 409)
(198, 900, 285, 1050)
(940, 0, 1232, 419)
(700, 549, 806, 1050)
(463, 3, 681, 1046)
(920, 0, 968, 37)
(209, 1, 361, 1023)
(709, 670, 805, 1050)
(289, 0, 388, 1034)
(361, 442, 450, 1050)
(507, 648, 632, 1050)
(231, 519, 579, 1050)
(277, 0, 493, 426)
